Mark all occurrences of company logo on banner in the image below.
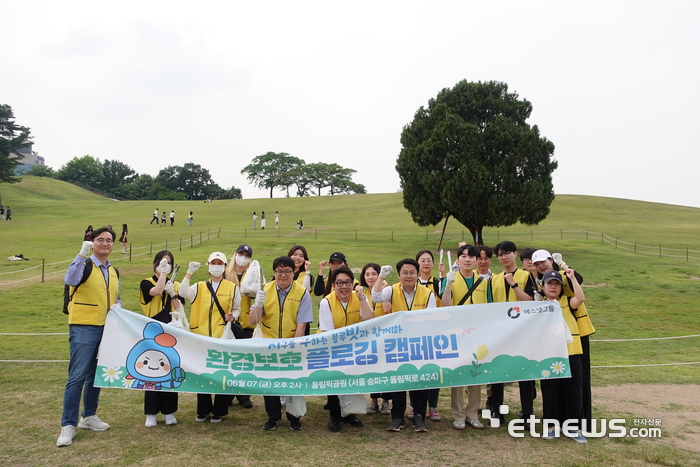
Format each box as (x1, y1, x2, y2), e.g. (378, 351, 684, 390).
(95, 301, 572, 396)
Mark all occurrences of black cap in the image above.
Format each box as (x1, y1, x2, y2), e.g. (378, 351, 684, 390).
(329, 252, 347, 264)
(236, 244, 253, 256)
(542, 270, 562, 284)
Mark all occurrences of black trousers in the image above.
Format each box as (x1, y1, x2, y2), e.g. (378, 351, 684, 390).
(144, 390, 178, 415)
(391, 389, 429, 420)
(197, 393, 232, 417)
(541, 354, 583, 430)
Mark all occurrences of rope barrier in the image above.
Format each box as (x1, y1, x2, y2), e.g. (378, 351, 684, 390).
(592, 362, 700, 368)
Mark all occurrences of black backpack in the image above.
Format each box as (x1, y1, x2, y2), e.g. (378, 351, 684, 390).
(62, 259, 119, 314)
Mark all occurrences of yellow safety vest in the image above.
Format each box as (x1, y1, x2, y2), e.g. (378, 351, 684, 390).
(390, 283, 433, 312)
(321, 291, 362, 331)
(189, 280, 236, 338)
(139, 277, 181, 318)
(491, 269, 533, 303)
(451, 272, 490, 305)
(67, 262, 119, 326)
(260, 281, 306, 339)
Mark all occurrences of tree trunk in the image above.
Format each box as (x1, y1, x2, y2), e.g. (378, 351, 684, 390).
(436, 215, 450, 251)
(269, 186, 273, 198)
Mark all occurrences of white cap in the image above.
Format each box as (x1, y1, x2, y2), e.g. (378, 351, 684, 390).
(531, 249, 552, 264)
(208, 251, 227, 264)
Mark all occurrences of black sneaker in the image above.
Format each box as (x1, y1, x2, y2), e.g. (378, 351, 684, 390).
(239, 399, 254, 409)
(414, 414, 428, 432)
(388, 418, 405, 432)
(327, 416, 341, 432)
(340, 415, 364, 427)
(263, 418, 280, 430)
(210, 415, 223, 424)
(287, 414, 303, 431)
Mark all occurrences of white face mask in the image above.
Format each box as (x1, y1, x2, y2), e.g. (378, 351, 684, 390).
(235, 255, 251, 267)
(208, 264, 226, 277)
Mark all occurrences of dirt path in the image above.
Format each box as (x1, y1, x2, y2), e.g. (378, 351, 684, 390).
(593, 384, 700, 453)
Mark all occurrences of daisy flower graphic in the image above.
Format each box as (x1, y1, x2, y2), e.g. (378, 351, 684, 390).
(102, 366, 123, 383)
(541, 369, 551, 378)
(550, 361, 566, 375)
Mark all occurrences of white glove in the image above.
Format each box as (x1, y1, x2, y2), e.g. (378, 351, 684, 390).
(552, 253, 563, 266)
(187, 262, 200, 275)
(254, 289, 266, 308)
(79, 241, 93, 257)
(156, 258, 171, 275)
(379, 265, 392, 278)
(163, 281, 176, 297)
(445, 271, 456, 287)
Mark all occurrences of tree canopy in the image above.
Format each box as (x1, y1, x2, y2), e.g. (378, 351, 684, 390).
(396, 80, 557, 245)
(241, 152, 305, 198)
(0, 104, 32, 184)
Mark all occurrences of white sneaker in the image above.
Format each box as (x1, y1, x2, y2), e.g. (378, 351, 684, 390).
(453, 420, 466, 430)
(57, 426, 76, 447)
(145, 415, 157, 427)
(164, 414, 178, 425)
(78, 415, 110, 431)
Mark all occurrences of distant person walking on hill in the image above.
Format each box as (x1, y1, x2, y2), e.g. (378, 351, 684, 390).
(169, 211, 175, 226)
(160, 212, 166, 225)
(5, 206, 12, 221)
(0, 206, 5, 221)
(150, 208, 159, 224)
(296, 219, 303, 229)
(188, 211, 193, 226)
(119, 224, 128, 254)
(261, 211, 266, 229)
(275, 211, 279, 229)
(84, 225, 93, 241)
(252, 212, 257, 230)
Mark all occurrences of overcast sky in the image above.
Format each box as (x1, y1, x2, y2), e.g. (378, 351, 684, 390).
(3, 0, 698, 208)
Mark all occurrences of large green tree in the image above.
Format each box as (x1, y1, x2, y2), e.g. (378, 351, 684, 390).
(154, 163, 234, 200)
(241, 152, 305, 198)
(57, 155, 104, 188)
(100, 159, 136, 197)
(397, 80, 557, 245)
(0, 104, 32, 184)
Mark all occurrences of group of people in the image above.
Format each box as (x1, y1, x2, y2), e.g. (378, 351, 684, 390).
(252, 211, 280, 230)
(58, 230, 593, 446)
(0, 205, 12, 221)
(150, 208, 191, 226)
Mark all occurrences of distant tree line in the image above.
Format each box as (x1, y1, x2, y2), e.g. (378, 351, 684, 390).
(241, 151, 366, 198)
(24, 156, 242, 201)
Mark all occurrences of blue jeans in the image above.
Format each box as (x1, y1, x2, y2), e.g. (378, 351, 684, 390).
(61, 325, 104, 427)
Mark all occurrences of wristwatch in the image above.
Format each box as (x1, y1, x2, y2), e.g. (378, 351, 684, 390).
(511, 282, 519, 288)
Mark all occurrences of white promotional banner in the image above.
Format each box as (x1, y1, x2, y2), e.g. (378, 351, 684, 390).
(95, 301, 572, 396)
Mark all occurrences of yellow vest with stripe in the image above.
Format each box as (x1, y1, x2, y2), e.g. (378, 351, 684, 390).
(364, 288, 385, 317)
(261, 281, 306, 339)
(322, 291, 362, 331)
(67, 262, 119, 326)
(390, 283, 433, 311)
(451, 272, 490, 305)
(139, 277, 181, 318)
(556, 296, 583, 355)
(561, 277, 595, 337)
(491, 269, 532, 303)
(189, 280, 236, 338)
(295, 271, 308, 287)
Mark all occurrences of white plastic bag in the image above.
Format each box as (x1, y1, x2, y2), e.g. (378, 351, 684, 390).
(285, 395, 307, 418)
(339, 394, 368, 417)
(240, 260, 263, 297)
(221, 322, 236, 340)
(252, 324, 263, 338)
(168, 303, 189, 329)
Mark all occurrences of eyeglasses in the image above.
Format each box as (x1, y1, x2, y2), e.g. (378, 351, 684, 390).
(399, 271, 417, 277)
(94, 238, 114, 244)
(334, 280, 353, 287)
(274, 269, 293, 276)
(418, 259, 433, 264)
(522, 259, 532, 264)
